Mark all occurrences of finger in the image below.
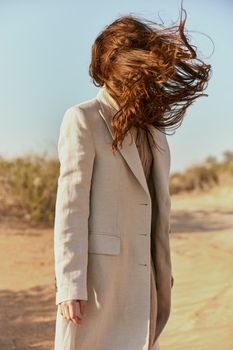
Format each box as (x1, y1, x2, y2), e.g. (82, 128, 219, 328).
(79, 300, 87, 317)
(62, 304, 71, 321)
(68, 302, 83, 325)
(58, 304, 63, 316)
(171, 275, 174, 288)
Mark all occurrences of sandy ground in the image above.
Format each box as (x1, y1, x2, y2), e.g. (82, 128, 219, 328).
(0, 185, 233, 350)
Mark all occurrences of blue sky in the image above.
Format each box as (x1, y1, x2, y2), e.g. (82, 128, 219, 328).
(0, 0, 232, 173)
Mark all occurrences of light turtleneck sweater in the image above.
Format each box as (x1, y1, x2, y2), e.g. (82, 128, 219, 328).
(102, 84, 153, 182)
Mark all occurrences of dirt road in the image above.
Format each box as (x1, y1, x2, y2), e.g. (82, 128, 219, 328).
(0, 186, 233, 349)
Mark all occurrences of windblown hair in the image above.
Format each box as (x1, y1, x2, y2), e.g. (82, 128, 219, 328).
(89, 6, 212, 152)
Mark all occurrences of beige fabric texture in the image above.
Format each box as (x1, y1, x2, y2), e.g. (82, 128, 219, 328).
(132, 126, 160, 350)
(54, 85, 172, 350)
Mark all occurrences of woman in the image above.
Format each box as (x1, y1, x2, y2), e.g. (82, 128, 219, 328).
(54, 8, 211, 350)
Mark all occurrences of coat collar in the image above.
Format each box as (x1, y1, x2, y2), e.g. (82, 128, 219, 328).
(96, 85, 170, 201)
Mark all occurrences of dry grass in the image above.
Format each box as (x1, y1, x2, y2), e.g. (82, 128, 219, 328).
(0, 150, 232, 227)
(170, 151, 233, 194)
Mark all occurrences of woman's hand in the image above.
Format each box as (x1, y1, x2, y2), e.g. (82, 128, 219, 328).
(59, 299, 87, 325)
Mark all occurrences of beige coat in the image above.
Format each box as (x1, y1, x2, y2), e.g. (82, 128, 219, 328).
(54, 85, 173, 350)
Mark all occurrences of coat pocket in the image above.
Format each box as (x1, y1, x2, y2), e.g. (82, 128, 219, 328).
(88, 233, 121, 255)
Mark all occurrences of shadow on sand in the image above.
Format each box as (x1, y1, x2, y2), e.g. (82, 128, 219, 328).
(0, 285, 56, 350)
(171, 209, 233, 233)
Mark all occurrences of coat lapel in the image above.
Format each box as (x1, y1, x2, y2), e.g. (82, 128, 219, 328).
(96, 85, 169, 201)
(96, 85, 151, 199)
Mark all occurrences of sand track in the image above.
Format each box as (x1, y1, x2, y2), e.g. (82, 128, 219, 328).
(0, 188, 233, 349)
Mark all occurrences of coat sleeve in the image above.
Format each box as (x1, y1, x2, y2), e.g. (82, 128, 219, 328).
(150, 128, 173, 341)
(54, 106, 95, 306)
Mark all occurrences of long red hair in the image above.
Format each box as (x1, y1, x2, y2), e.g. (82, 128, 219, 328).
(89, 6, 212, 151)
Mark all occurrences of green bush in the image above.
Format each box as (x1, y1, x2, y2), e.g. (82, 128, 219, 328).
(169, 151, 233, 195)
(0, 150, 232, 226)
(0, 154, 59, 226)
